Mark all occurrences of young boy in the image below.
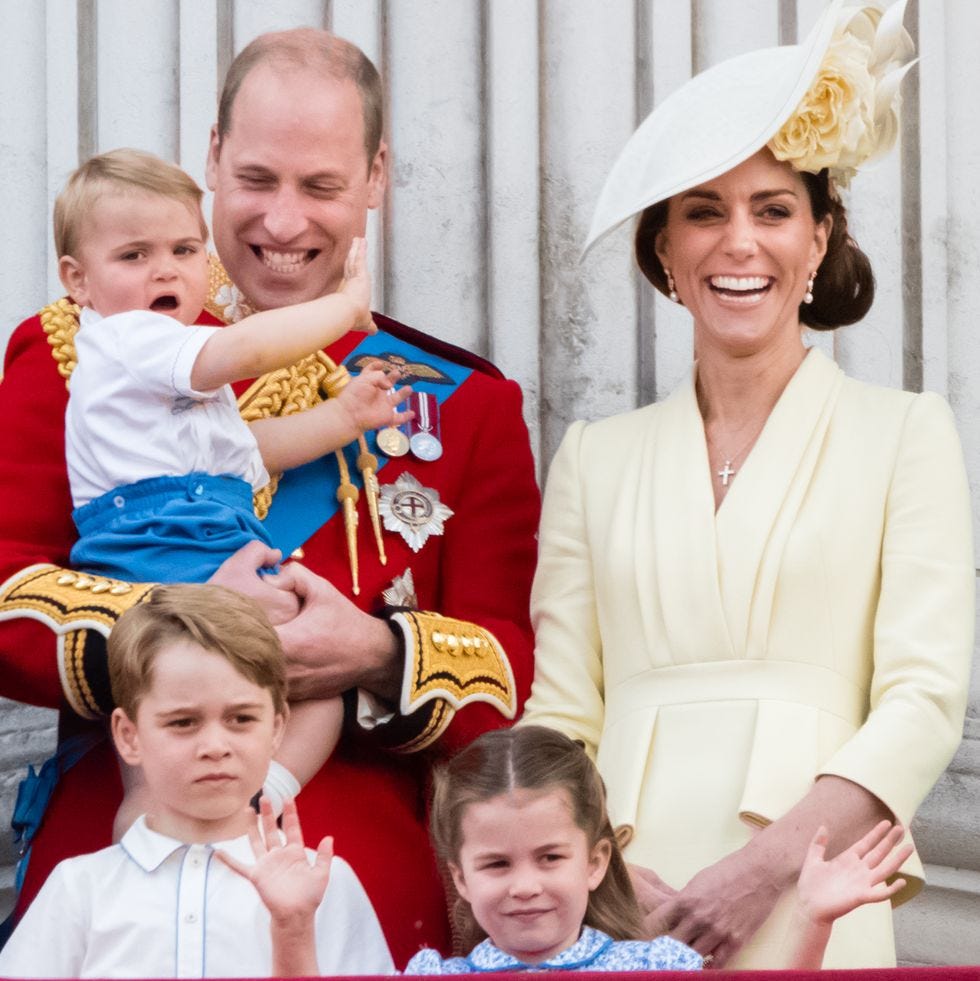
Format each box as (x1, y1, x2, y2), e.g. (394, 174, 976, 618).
(54, 148, 413, 835)
(0, 584, 394, 978)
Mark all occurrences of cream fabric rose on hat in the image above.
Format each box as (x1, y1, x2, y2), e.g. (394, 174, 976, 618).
(770, 0, 915, 185)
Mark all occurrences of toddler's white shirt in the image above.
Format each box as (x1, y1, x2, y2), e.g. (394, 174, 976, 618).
(66, 307, 268, 507)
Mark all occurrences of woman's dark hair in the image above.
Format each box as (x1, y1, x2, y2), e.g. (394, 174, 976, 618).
(429, 726, 645, 953)
(635, 166, 875, 330)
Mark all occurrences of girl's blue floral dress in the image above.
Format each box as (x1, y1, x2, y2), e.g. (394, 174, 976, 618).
(404, 926, 702, 973)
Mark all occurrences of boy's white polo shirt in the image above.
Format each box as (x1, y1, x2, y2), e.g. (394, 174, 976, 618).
(0, 816, 394, 978)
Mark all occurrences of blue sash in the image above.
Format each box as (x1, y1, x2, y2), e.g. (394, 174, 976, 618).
(262, 332, 472, 556)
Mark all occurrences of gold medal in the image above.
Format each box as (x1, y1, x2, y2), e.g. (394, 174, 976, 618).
(377, 425, 410, 457)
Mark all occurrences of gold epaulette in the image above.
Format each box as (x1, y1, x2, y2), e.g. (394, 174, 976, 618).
(0, 564, 154, 719)
(387, 610, 517, 751)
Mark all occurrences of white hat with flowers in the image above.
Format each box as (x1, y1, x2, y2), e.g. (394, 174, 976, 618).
(584, 0, 916, 253)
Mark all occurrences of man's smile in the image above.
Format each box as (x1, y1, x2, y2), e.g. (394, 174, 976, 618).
(250, 246, 319, 274)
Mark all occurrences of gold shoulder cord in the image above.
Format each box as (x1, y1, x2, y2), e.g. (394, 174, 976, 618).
(208, 259, 384, 593)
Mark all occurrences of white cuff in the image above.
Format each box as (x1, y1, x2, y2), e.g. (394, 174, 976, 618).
(262, 759, 301, 816)
(355, 688, 396, 730)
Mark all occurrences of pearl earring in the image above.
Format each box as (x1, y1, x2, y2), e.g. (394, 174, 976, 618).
(666, 269, 680, 304)
(803, 272, 815, 305)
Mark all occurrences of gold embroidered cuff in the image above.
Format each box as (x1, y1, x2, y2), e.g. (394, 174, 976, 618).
(389, 610, 517, 750)
(0, 564, 154, 719)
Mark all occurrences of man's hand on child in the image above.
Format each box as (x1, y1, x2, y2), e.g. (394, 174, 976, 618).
(338, 366, 415, 434)
(216, 797, 333, 925)
(796, 820, 913, 925)
(209, 542, 301, 626)
(340, 237, 376, 333)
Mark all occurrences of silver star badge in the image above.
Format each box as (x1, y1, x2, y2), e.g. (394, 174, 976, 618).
(379, 473, 454, 553)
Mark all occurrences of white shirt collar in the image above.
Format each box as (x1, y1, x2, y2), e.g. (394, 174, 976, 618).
(119, 815, 256, 872)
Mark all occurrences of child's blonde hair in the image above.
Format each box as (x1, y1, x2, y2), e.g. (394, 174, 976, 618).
(108, 583, 286, 719)
(429, 725, 645, 952)
(54, 147, 208, 259)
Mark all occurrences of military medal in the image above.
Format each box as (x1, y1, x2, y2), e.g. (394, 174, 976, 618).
(377, 424, 409, 457)
(379, 473, 453, 552)
(408, 392, 443, 461)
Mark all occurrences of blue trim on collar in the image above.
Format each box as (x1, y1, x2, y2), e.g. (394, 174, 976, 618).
(463, 927, 613, 972)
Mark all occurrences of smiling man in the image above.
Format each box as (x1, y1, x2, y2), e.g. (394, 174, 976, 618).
(207, 51, 384, 311)
(0, 28, 540, 968)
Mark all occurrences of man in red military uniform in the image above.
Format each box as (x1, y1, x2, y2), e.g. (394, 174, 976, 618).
(0, 29, 539, 968)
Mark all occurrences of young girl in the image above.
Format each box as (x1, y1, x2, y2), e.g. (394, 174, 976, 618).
(404, 726, 913, 973)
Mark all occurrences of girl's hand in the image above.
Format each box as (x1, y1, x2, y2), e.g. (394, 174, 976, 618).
(336, 367, 414, 434)
(216, 797, 333, 924)
(339, 237, 375, 333)
(796, 821, 913, 925)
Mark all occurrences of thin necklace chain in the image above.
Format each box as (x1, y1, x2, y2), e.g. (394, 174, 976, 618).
(706, 420, 766, 487)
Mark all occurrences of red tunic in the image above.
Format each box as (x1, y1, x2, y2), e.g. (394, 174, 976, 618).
(0, 303, 540, 968)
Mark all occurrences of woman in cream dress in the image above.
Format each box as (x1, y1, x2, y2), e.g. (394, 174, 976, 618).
(523, 1, 973, 970)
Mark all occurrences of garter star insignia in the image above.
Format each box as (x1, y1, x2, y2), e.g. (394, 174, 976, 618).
(379, 474, 453, 553)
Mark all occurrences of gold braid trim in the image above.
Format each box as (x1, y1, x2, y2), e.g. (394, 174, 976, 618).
(62, 627, 101, 719)
(389, 610, 517, 751)
(237, 354, 343, 519)
(0, 564, 152, 627)
(40, 298, 82, 390)
(389, 700, 453, 754)
(0, 564, 155, 719)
